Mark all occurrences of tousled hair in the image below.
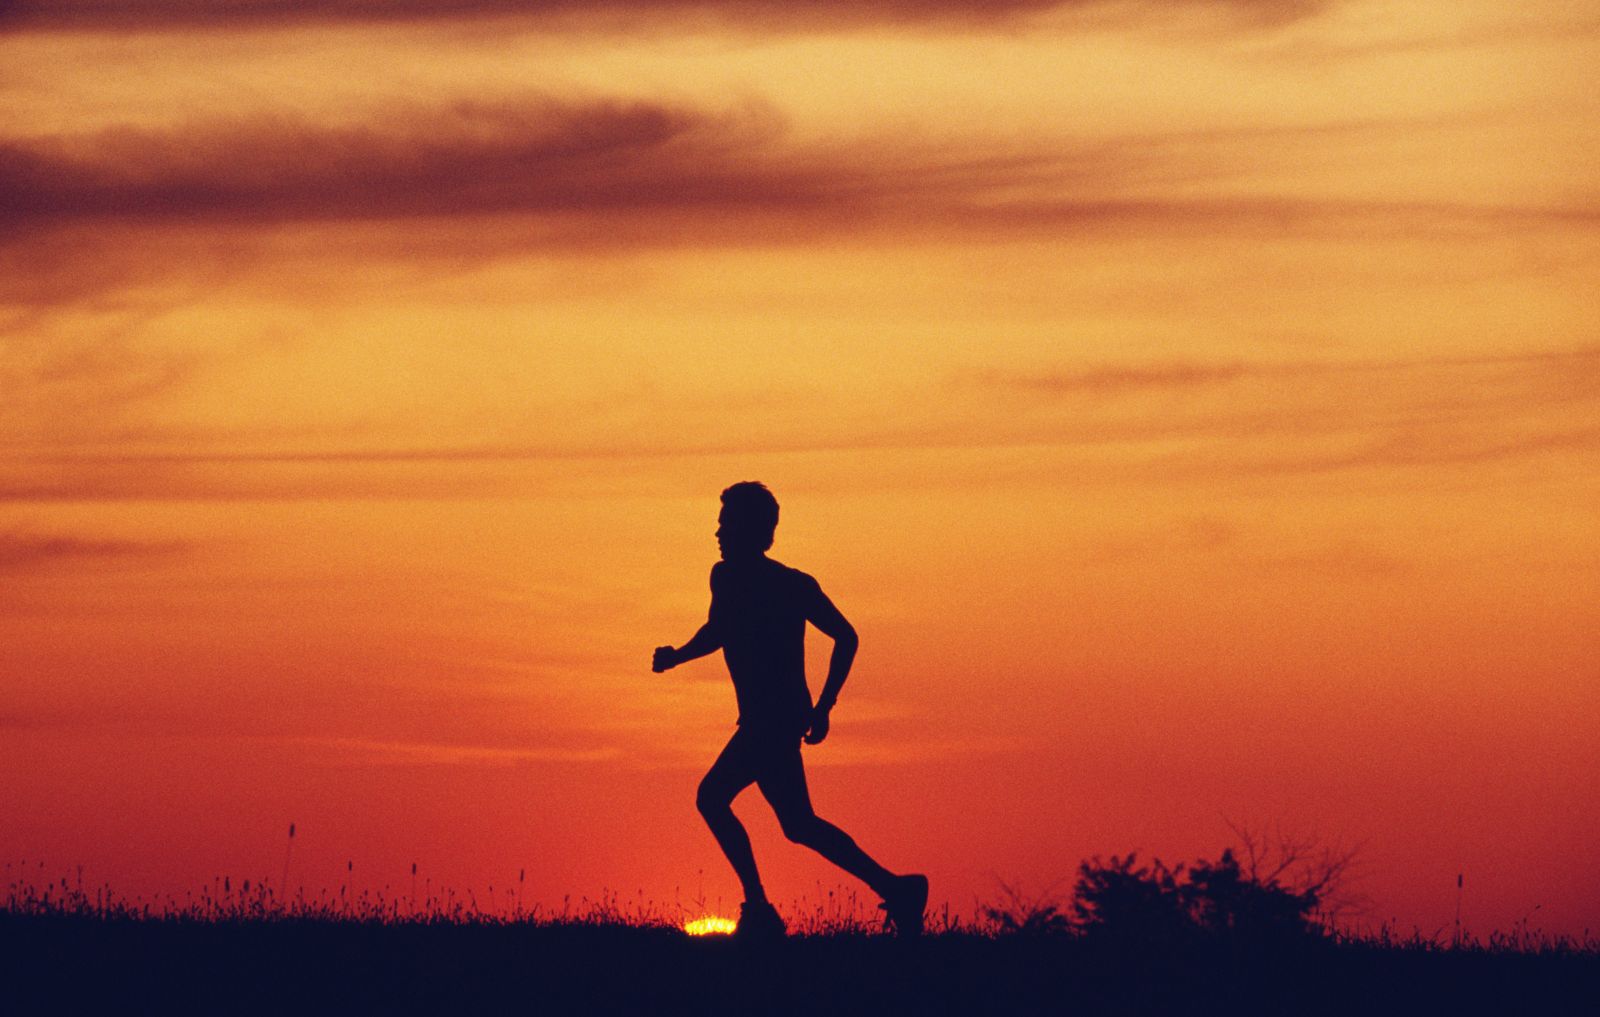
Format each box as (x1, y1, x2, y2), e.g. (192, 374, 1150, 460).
(720, 481, 779, 552)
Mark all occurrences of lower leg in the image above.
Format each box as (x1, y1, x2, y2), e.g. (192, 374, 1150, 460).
(697, 731, 766, 904)
(700, 803, 766, 902)
(788, 816, 896, 898)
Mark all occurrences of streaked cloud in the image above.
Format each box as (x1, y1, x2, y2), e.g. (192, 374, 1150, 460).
(0, 334, 209, 447)
(0, 0, 1330, 33)
(297, 736, 622, 767)
(4, 346, 1594, 507)
(0, 98, 1330, 232)
(974, 347, 1600, 476)
(10, 100, 1579, 234)
(1, 98, 807, 229)
(0, 529, 185, 572)
(5, 93, 1590, 322)
(988, 360, 1252, 394)
(978, 347, 1600, 397)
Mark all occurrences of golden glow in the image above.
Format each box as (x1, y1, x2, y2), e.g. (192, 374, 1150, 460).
(683, 916, 738, 937)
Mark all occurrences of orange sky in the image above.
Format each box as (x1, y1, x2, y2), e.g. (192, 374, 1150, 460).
(3, 0, 1598, 935)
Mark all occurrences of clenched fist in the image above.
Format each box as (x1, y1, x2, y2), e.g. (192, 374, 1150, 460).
(804, 703, 832, 745)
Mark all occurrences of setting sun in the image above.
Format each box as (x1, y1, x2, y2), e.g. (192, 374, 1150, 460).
(683, 917, 738, 937)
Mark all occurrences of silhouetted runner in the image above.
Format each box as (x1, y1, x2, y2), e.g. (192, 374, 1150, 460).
(653, 482, 928, 940)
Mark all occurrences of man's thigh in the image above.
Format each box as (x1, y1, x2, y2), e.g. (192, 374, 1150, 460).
(753, 734, 814, 821)
(698, 727, 767, 805)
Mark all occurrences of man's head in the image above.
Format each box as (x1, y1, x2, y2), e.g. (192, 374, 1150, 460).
(717, 481, 779, 559)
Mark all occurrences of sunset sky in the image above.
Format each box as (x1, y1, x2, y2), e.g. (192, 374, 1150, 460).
(2, 0, 1597, 936)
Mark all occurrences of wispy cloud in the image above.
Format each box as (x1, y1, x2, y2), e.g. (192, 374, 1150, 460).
(6, 100, 1573, 235)
(989, 361, 1253, 394)
(4, 95, 1589, 313)
(296, 735, 622, 767)
(0, 97, 1324, 233)
(0, 709, 92, 731)
(0, 529, 185, 572)
(0, 99, 813, 229)
(974, 347, 1600, 477)
(0, 0, 1330, 33)
(0, 333, 209, 447)
(4, 347, 1594, 504)
(978, 347, 1600, 396)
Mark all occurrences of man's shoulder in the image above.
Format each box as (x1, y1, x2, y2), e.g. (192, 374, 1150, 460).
(756, 556, 799, 574)
(770, 560, 821, 592)
(792, 565, 820, 587)
(713, 557, 821, 592)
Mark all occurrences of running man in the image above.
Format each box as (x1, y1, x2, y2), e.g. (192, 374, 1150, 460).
(652, 481, 928, 939)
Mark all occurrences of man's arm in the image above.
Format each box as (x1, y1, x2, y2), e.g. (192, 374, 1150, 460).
(653, 622, 722, 673)
(803, 579, 858, 744)
(652, 566, 724, 673)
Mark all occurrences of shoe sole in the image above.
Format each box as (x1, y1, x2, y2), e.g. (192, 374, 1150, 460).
(885, 874, 929, 937)
(733, 909, 786, 943)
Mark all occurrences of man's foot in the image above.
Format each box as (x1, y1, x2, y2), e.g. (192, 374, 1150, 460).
(879, 874, 929, 937)
(733, 899, 786, 942)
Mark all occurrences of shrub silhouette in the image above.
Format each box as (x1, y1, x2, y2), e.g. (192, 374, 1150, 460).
(1184, 848, 1318, 939)
(1071, 854, 1194, 945)
(981, 881, 1073, 937)
(1071, 848, 1323, 945)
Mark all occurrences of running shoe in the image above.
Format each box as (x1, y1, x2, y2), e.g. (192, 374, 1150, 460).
(733, 899, 786, 942)
(879, 874, 929, 937)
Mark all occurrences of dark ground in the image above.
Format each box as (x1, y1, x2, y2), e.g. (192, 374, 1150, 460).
(3, 913, 1597, 1016)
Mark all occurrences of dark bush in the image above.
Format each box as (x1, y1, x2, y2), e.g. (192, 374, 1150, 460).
(1072, 848, 1323, 945)
(1184, 848, 1319, 939)
(1071, 854, 1193, 945)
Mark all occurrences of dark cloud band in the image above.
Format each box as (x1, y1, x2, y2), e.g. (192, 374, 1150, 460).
(0, 0, 1326, 32)
(0, 530, 184, 571)
(7, 98, 1586, 236)
(0, 100, 820, 227)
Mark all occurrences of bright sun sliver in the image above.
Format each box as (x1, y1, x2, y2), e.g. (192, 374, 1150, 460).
(683, 916, 737, 936)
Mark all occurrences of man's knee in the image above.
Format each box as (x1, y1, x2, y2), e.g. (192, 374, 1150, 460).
(696, 780, 733, 820)
(778, 812, 823, 846)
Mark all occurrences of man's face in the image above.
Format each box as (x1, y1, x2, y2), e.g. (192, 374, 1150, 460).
(716, 507, 734, 559)
(716, 506, 759, 560)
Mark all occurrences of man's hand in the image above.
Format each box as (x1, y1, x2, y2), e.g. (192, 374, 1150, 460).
(652, 646, 680, 673)
(803, 703, 832, 745)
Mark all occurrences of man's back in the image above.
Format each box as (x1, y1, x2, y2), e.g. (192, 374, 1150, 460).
(710, 555, 819, 729)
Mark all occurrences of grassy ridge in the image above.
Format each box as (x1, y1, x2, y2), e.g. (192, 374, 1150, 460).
(6, 852, 1595, 1015)
(4, 910, 1597, 1016)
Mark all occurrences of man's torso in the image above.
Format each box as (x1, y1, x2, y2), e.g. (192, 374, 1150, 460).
(711, 556, 817, 729)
